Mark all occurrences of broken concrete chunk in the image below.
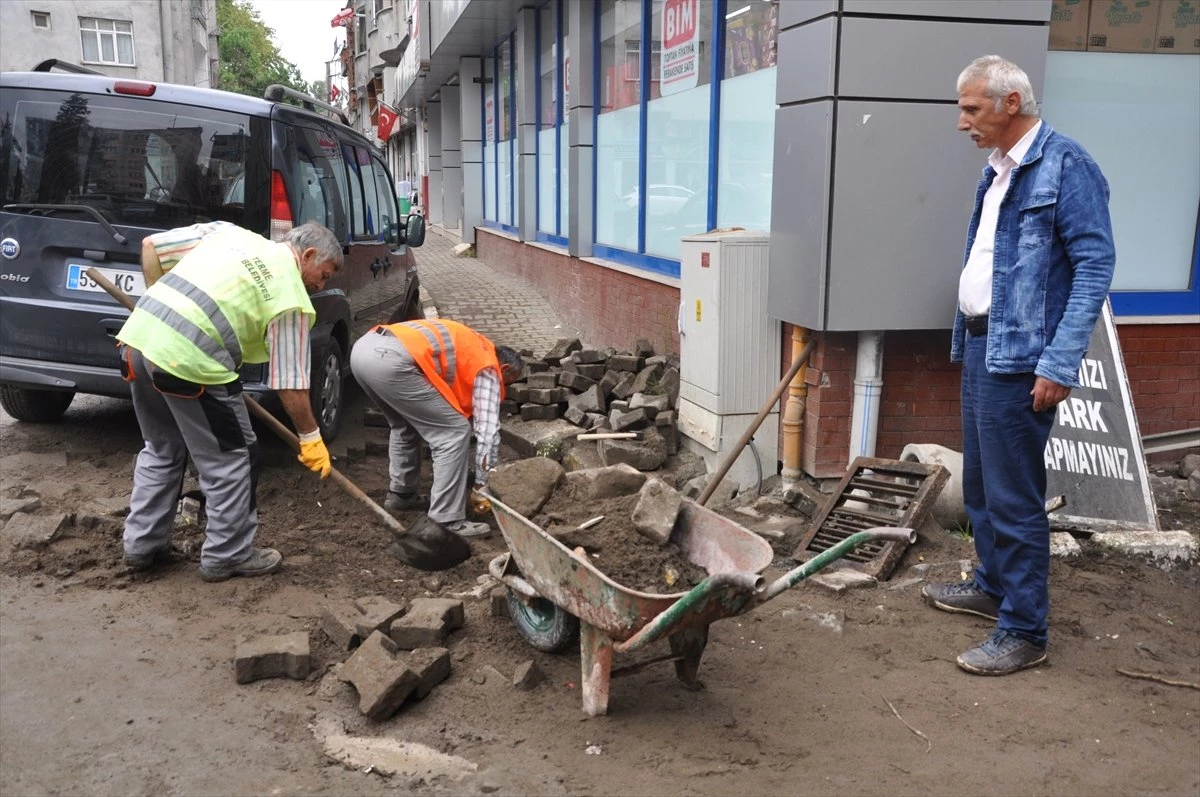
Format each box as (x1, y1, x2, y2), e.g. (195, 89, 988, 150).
(235, 631, 311, 684)
(630, 363, 665, 395)
(353, 595, 408, 640)
(339, 632, 419, 720)
(807, 566, 878, 593)
(599, 428, 667, 471)
(403, 647, 451, 700)
(631, 477, 683, 545)
(389, 598, 466, 650)
(0, 497, 42, 521)
(3, 512, 68, 549)
(512, 660, 546, 691)
(563, 463, 648, 500)
(682, 474, 740, 507)
(488, 457, 565, 517)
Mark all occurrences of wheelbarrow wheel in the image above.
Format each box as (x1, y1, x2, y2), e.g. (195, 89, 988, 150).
(506, 588, 579, 653)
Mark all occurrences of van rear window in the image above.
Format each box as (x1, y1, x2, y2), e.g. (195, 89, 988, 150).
(0, 88, 257, 229)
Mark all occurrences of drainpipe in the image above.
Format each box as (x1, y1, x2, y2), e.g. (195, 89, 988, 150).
(159, 0, 175, 83)
(780, 324, 809, 488)
(849, 330, 884, 462)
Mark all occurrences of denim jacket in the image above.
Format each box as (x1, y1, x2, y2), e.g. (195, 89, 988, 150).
(950, 122, 1116, 388)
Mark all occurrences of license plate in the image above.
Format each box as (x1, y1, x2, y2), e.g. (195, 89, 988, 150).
(66, 264, 146, 297)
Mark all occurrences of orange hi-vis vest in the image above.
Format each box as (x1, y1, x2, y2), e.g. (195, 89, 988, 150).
(380, 319, 503, 417)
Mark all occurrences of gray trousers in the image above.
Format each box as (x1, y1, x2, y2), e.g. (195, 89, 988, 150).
(350, 330, 471, 525)
(124, 347, 258, 568)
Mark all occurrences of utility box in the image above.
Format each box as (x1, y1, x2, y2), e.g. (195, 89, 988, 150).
(677, 231, 781, 491)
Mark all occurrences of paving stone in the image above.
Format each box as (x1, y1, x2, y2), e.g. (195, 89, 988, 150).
(563, 406, 587, 426)
(599, 429, 667, 471)
(527, 372, 559, 389)
(611, 373, 636, 400)
(567, 384, 606, 414)
(339, 632, 419, 720)
(512, 660, 546, 690)
(0, 497, 41, 521)
(807, 567, 878, 593)
(525, 388, 557, 405)
(402, 647, 451, 700)
(598, 370, 621, 398)
(659, 367, 680, 406)
(560, 358, 579, 373)
(235, 631, 311, 684)
(389, 598, 465, 649)
(521, 403, 559, 421)
(608, 400, 630, 415)
(563, 463, 647, 499)
(575, 348, 606, 364)
(509, 384, 530, 403)
(630, 392, 669, 417)
(634, 339, 655, 358)
(1179, 452, 1200, 480)
(321, 601, 365, 650)
(562, 443, 605, 472)
(500, 399, 520, 416)
(544, 338, 582, 364)
(630, 363, 665, 395)
(607, 354, 644, 373)
(488, 457, 565, 517)
(1189, 471, 1200, 501)
(559, 371, 597, 392)
(584, 413, 608, 430)
(490, 586, 509, 617)
(610, 408, 648, 431)
(470, 664, 509, 688)
(1050, 531, 1082, 557)
(3, 513, 68, 549)
(632, 477, 683, 545)
(353, 595, 408, 640)
(523, 360, 550, 374)
(645, 355, 669, 367)
(661, 424, 680, 455)
(576, 364, 606, 381)
(682, 475, 740, 506)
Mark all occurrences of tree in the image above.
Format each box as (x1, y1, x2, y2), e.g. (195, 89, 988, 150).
(216, 0, 310, 99)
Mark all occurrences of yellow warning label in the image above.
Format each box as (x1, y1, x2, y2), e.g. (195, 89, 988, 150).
(695, 300, 702, 322)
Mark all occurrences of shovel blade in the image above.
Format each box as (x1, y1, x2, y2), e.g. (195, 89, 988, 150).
(388, 515, 472, 571)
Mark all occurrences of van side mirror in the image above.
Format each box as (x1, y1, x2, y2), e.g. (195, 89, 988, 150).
(405, 213, 426, 248)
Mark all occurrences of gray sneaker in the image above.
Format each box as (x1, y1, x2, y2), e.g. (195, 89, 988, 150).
(922, 581, 1001, 621)
(123, 545, 186, 572)
(957, 630, 1047, 675)
(446, 519, 491, 538)
(384, 491, 428, 512)
(198, 547, 283, 582)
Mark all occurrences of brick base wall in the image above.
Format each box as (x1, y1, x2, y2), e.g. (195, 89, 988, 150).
(475, 230, 680, 354)
(473, 229, 1197, 476)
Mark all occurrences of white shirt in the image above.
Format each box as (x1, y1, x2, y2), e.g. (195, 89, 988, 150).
(958, 120, 1042, 317)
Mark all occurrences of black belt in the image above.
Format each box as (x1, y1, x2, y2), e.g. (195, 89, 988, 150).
(964, 315, 988, 336)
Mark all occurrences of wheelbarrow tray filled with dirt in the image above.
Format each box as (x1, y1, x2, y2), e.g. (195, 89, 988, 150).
(483, 491, 913, 715)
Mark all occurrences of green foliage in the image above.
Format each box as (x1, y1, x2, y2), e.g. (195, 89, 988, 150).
(216, 0, 312, 100)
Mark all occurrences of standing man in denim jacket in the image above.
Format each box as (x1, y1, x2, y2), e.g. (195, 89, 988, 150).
(922, 56, 1116, 675)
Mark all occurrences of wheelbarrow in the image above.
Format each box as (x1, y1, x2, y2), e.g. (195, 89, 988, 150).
(483, 491, 914, 716)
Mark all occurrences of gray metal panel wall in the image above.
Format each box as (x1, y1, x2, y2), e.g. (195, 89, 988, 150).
(767, 102, 834, 329)
(825, 101, 982, 331)
(776, 17, 838, 104)
(779, 0, 839, 28)
(843, 0, 1050, 21)
(838, 18, 1050, 100)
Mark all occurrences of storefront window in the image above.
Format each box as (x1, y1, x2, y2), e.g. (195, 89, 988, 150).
(716, 0, 777, 232)
(483, 55, 496, 221)
(498, 39, 514, 226)
(596, 0, 643, 252)
(537, 1, 557, 234)
(644, 0, 712, 259)
(559, 0, 570, 238)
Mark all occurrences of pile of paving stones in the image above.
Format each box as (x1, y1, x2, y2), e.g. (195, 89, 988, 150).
(505, 337, 682, 456)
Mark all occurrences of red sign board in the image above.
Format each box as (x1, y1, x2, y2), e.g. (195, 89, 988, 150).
(661, 0, 699, 95)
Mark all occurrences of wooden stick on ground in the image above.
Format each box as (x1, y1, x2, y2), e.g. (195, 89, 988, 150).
(1116, 668, 1200, 690)
(882, 695, 931, 753)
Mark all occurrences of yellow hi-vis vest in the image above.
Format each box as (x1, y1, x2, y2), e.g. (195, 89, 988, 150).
(117, 227, 315, 385)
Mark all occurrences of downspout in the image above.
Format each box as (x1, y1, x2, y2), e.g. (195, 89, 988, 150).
(780, 324, 809, 488)
(849, 330, 885, 462)
(159, 0, 175, 83)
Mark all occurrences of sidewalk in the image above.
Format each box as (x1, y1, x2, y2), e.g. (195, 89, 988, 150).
(413, 225, 586, 355)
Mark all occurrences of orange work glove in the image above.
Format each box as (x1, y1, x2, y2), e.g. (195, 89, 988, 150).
(297, 430, 332, 478)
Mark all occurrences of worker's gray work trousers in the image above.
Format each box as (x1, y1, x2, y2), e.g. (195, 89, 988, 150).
(350, 330, 471, 525)
(123, 347, 259, 569)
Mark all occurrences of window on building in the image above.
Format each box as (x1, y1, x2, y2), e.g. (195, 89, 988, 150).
(31, 11, 50, 29)
(483, 55, 496, 221)
(79, 17, 134, 66)
(356, 9, 367, 53)
(537, 1, 558, 236)
(596, 0, 644, 252)
(498, 37, 515, 227)
(716, 0, 777, 233)
(559, 0, 570, 237)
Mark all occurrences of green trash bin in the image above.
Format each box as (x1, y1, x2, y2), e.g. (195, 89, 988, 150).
(399, 197, 412, 215)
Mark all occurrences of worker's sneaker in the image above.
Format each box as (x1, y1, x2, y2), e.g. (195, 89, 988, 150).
(384, 491, 428, 512)
(446, 520, 491, 538)
(123, 545, 186, 572)
(198, 547, 283, 582)
(922, 581, 1001, 621)
(957, 630, 1047, 675)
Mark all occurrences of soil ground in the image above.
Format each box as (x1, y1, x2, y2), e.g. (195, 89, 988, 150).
(2, 387, 1198, 797)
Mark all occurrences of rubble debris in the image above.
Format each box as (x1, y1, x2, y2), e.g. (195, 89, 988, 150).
(487, 457, 565, 517)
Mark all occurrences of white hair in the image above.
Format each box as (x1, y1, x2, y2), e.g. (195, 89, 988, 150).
(957, 55, 1040, 117)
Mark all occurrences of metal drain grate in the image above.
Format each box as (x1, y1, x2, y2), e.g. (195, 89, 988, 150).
(793, 456, 950, 580)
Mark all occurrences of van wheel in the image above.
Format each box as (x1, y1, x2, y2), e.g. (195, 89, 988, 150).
(0, 386, 74, 422)
(310, 339, 344, 441)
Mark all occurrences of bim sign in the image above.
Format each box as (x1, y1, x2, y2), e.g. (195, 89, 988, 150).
(661, 0, 699, 95)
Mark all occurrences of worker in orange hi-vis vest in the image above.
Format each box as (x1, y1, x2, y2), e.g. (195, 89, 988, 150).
(351, 319, 524, 538)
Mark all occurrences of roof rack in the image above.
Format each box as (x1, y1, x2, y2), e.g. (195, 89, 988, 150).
(263, 84, 350, 126)
(32, 59, 104, 75)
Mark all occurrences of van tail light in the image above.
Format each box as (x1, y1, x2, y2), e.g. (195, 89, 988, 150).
(113, 81, 156, 96)
(269, 170, 293, 241)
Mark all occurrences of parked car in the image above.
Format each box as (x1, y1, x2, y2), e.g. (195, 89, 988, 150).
(622, 183, 695, 218)
(0, 61, 425, 440)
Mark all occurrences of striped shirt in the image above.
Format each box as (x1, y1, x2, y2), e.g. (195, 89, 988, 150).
(147, 223, 311, 390)
(472, 367, 502, 475)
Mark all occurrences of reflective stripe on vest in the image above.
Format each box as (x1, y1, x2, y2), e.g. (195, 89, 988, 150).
(135, 294, 238, 373)
(403, 320, 456, 386)
(157, 271, 244, 369)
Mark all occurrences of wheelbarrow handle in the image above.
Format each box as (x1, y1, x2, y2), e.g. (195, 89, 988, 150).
(760, 527, 916, 602)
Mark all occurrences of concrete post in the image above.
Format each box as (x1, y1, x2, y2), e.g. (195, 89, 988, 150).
(426, 99, 443, 227)
(565, 0, 594, 257)
(459, 56, 484, 245)
(440, 86, 464, 233)
(515, 7, 538, 242)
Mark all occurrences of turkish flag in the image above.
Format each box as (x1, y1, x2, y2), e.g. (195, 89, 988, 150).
(329, 84, 341, 103)
(330, 7, 354, 27)
(377, 103, 398, 143)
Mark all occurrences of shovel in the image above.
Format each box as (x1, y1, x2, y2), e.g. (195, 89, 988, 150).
(86, 267, 472, 572)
